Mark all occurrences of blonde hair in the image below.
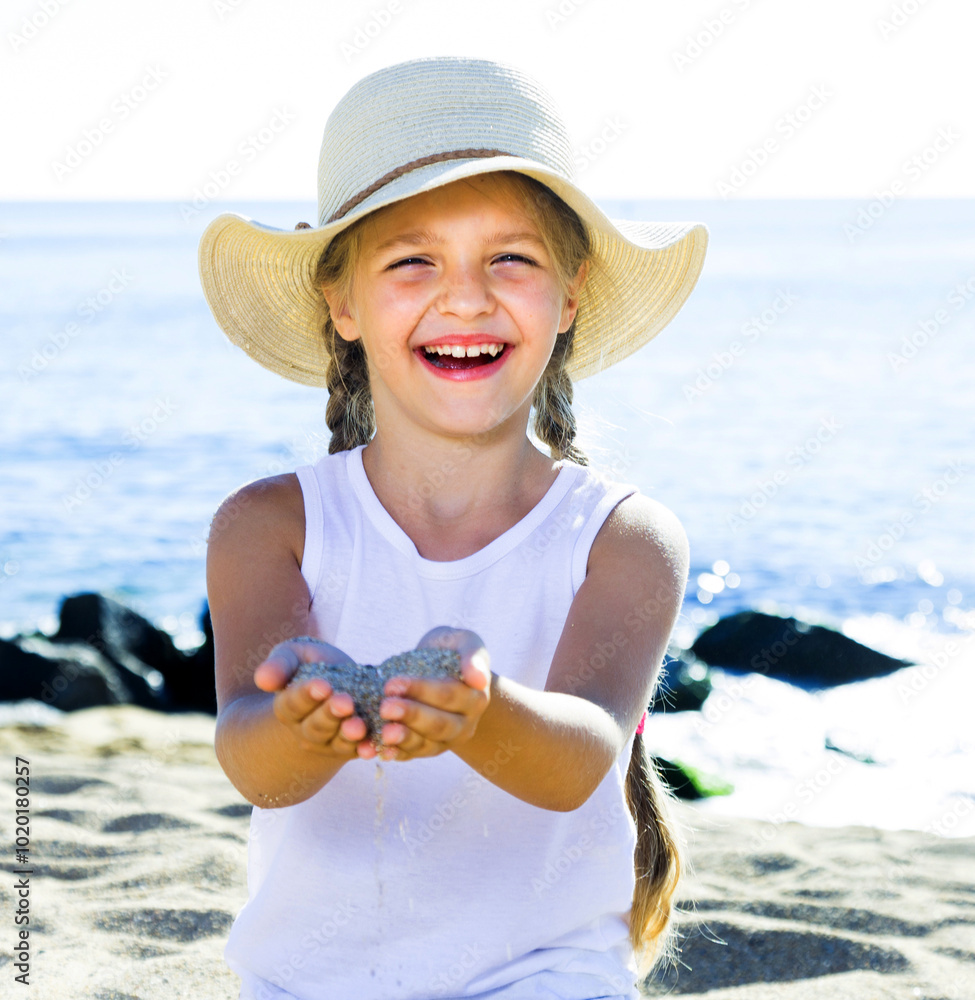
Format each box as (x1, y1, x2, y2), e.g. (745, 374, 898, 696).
(314, 170, 683, 974)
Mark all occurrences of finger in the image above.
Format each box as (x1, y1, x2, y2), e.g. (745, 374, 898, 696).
(380, 698, 466, 748)
(256, 639, 356, 691)
(274, 680, 361, 727)
(297, 701, 367, 747)
(254, 659, 295, 692)
(272, 681, 329, 725)
(416, 627, 490, 690)
(384, 675, 485, 716)
(461, 653, 491, 692)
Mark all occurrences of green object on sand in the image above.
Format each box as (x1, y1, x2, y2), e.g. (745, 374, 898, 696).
(651, 755, 734, 800)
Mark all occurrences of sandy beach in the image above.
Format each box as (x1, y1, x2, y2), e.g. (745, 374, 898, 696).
(1, 706, 972, 1000)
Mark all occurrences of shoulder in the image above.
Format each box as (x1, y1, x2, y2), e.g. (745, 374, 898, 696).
(207, 473, 305, 564)
(587, 492, 689, 601)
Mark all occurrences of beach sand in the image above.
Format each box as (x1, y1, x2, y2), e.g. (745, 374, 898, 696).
(0, 706, 971, 1000)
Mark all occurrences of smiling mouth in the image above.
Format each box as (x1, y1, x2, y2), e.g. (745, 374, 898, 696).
(419, 344, 508, 369)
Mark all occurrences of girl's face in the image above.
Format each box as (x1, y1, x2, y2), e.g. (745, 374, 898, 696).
(324, 173, 586, 446)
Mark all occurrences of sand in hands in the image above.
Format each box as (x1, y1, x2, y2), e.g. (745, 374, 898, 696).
(290, 648, 462, 743)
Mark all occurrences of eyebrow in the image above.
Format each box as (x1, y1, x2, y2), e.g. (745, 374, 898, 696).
(369, 229, 547, 257)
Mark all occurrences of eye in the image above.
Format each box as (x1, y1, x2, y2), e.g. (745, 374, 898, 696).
(493, 253, 537, 266)
(386, 256, 431, 270)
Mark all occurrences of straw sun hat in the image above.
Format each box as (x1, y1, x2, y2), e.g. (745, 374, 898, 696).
(198, 57, 708, 385)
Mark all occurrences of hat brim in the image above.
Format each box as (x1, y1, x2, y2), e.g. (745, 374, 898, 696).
(198, 156, 708, 385)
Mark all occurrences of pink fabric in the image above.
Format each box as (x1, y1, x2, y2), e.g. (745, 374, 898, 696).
(635, 711, 647, 735)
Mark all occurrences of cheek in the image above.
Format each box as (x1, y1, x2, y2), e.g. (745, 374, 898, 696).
(357, 297, 425, 373)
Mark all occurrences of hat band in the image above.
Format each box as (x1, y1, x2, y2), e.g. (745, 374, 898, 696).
(326, 148, 510, 223)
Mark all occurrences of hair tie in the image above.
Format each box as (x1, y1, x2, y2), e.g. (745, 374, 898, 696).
(635, 711, 646, 735)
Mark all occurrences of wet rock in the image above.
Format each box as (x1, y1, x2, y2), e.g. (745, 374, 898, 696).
(652, 756, 734, 800)
(690, 611, 910, 687)
(651, 654, 712, 713)
(53, 592, 216, 712)
(159, 603, 215, 714)
(0, 636, 128, 711)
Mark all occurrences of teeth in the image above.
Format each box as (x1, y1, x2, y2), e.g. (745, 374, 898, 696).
(422, 343, 504, 358)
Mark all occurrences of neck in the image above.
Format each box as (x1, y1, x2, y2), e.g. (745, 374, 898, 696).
(360, 408, 560, 560)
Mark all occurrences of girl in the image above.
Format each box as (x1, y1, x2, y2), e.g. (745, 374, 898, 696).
(200, 57, 707, 1000)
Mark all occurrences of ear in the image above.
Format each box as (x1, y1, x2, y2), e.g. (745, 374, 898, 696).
(558, 261, 590, 334)
(322, 284, 359, 343)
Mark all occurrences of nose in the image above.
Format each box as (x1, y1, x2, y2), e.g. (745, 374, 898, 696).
(435, 259, 495, 321)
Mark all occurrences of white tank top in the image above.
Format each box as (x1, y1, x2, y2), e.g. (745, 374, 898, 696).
(225, 445, 641, 1000)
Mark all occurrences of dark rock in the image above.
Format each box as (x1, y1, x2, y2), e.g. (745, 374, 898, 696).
(56, 592, 176, 670)
(690, 610, 910, 687)
(0, 636, 126, 710)
(53, 592, 216, 713)
(651, 756, 734, 800)
(177, 604, 216, 714)
(651, 654, 712, 713)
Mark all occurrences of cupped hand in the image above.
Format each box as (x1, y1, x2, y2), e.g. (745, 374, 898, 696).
(254, 637, 377, 760)
(375, 627, 492, 762)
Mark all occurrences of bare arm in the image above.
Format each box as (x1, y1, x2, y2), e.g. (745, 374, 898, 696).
(207, 475, 374, 807)
(460, 494, 687, 809)
(412, 494, 688, 810)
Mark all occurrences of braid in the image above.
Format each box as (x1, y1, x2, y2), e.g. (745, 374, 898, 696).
(324, 327, 374, 454)
(625, 730, 684, 977)
(316, 227, 374, 454)
(533, 321, 588, 466)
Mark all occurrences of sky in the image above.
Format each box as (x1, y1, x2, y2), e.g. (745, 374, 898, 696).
(4, 0, 972, 203)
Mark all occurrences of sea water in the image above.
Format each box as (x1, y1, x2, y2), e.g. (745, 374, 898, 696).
(1, 198, 972, 834)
